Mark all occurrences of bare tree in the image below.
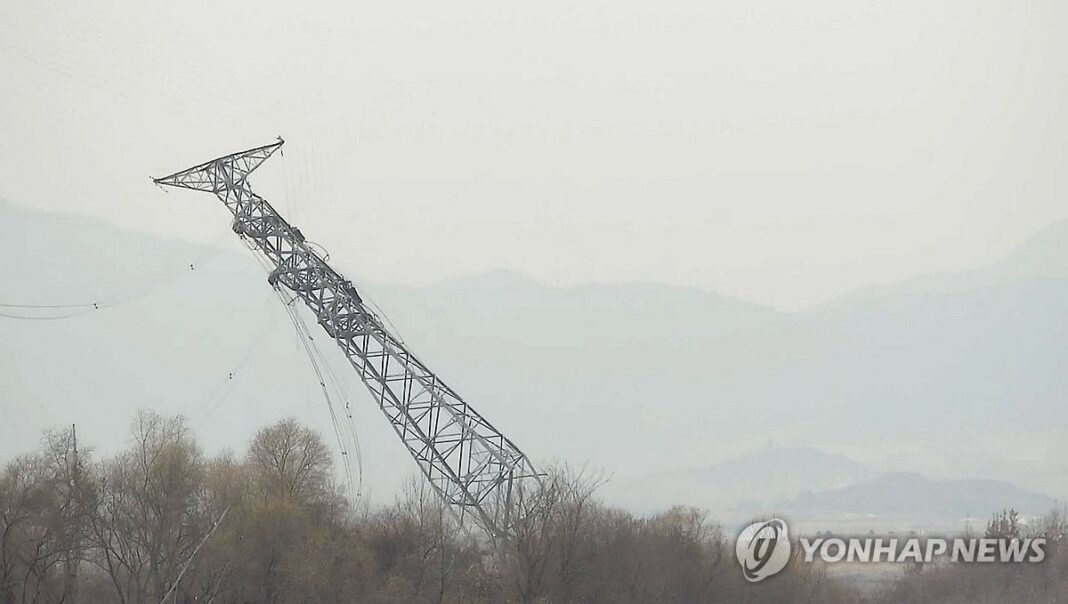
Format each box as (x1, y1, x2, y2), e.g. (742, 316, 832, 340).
(248, 418, 333, 504)
(364, 477, 480, 604)
(986, 508, 1021, 539)
(498, 464, 607, 603)
(0, 428, 92, 604)
(1, 414, 874, 604)
(86, 411, 206, 603)
(223, 418, 340, 603)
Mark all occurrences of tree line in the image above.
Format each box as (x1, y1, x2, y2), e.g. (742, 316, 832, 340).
(0, 411, 862, 603)
(870, 506, 1067, 603)
(2, 411, 1064, 603)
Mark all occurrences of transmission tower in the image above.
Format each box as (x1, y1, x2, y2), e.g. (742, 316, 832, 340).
(153, 140, 539, 536)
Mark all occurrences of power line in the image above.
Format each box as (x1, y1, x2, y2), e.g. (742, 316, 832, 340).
(275, 284, 363, 503)
(0, 234, 230, 320)
(0, 302, 97, 309)
(194, 301, 280, 426)
(160, 505, 231, 604)
(242, 236, 364, 504)
(0, 308, 97, 320)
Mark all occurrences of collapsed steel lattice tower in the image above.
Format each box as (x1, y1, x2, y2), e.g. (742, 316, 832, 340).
(154, 140, 539, 536)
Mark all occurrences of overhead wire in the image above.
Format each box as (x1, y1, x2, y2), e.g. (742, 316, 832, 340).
(297, 302, 365, 499)
(279, 145, 408, 348)
(0, 231, 231, 320)
(0, 308, 98, 320)
(241, 235, 364, 504)
(0, 302, 97, 309)
(160, 505, 232, 604)
(0, 8, 295, 128)
(274, 285, 363, 504)
(92, 236, 231, 311)
(274, 149, 364, 500)
(283, 148, 292, 220)
(194, 301, 281, 427)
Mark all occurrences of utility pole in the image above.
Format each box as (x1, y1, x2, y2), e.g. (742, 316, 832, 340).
(65, 424, 80, 603)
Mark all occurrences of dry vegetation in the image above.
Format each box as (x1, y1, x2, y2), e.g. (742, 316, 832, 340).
(1, 412, 1063, 603)
(871, 507, 1068, 604)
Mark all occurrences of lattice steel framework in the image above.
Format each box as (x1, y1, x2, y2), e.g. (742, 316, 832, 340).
(154, 140, 539, 536)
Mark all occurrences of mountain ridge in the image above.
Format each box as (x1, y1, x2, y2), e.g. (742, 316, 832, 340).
(2, 199, 1065, 515)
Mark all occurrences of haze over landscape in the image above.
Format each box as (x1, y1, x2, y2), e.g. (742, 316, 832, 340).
(2, 197, 1064, 531)
(3, 0, 1068, 310)
(3, 1, 1068, 600)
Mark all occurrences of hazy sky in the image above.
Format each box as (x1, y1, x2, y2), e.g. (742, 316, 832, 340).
(1, 0, 1065, 310)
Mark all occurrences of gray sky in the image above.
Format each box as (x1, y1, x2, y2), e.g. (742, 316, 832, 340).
(2, 0, 1065, 310)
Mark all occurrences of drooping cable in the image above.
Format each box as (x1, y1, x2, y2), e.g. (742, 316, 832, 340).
(194, 303, 280, 427)
(293, 298, 365, 500)
(0, 232, 230, 320)
(0, 308, 98, 320)
(274, 285, 363, 504)
(160, 505, 231, 604)
(0, 302, 97, 309)
(240, 235, 364, 504)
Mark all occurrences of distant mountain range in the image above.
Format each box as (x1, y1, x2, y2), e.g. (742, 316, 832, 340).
(600, 446, 870, 513)
(1, 198, 1065, 527)
(600, 446, 1057, 532)
(787, 471, 1054, 524)
(821, 218, 1068, 307)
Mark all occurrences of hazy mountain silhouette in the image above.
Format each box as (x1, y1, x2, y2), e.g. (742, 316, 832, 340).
(820, 218, 1068, 306)
(600, 446, 871, 513)
(782, 471, 1056, 532)
(2, 198, 1065, 519)
(601, 447, 1058, 531)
